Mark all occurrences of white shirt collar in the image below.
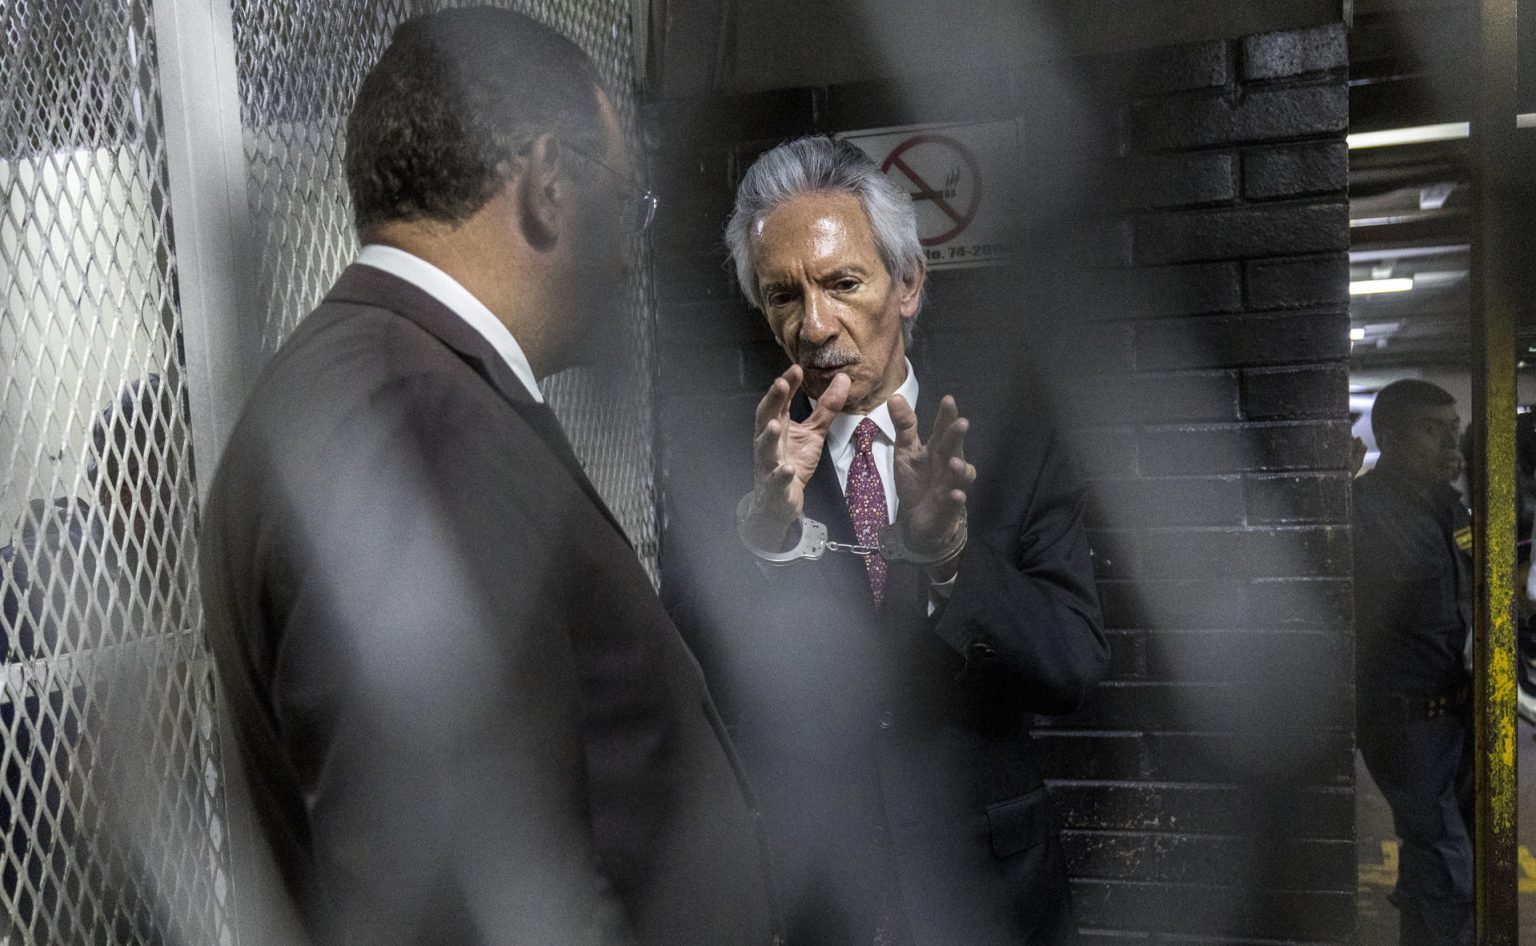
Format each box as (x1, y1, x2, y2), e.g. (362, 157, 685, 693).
(821, 359, 919, 456)
(355, 244, 544, 403)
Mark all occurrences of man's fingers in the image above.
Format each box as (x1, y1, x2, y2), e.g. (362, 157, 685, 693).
(945, 456, 977, 491)
(745, 465, 800, 547)
(937, 486, 968, 524)
(763, 463, 795, 495)
(927, 393, 952, 433)
(751, 463, 796, 506)
(754, 419, 782, 474)
(889, 394, 920, 449)
(754, 366, 801, 434)
(927, 395, 967, 458)
(753, 378, 788, 434)
(932, 413, 970, 465)
(782, 364, 804, 401)
(804, 372, 852, 429)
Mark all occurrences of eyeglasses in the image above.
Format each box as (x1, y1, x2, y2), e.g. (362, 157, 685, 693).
(566, 145, 658, 234)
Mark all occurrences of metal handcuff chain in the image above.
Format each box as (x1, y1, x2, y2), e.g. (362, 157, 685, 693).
(736, 492, 967, 567)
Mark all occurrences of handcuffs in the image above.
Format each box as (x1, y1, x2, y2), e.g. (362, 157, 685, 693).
(736, 492, 967, 567)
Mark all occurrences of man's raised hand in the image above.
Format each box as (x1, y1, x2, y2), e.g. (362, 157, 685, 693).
(742, 365, 850, 549)
(889, 393, 976, 564)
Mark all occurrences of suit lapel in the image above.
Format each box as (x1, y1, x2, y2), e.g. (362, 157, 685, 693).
(514, 403, 635, 551)
(324, 264, 633, 549)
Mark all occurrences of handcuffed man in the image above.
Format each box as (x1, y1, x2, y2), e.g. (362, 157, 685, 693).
(663, 135, 1109, 946)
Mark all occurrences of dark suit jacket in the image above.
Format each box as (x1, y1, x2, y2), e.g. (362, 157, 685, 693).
(200, 265, 778, 946)
(662, 378, 1108, 946)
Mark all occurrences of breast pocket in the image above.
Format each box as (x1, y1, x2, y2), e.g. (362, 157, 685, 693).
(985, 787, 1052, 859)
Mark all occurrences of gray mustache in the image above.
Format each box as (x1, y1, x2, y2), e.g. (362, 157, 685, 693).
(802, 348, 859, 370)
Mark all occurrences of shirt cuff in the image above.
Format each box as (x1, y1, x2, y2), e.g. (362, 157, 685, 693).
(926, 574, 958, 617)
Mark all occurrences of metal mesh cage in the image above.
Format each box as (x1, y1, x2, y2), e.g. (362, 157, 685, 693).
(231, 0, 662, 577)
(1, 1, 231, 943)
(1, 2, 658, 941)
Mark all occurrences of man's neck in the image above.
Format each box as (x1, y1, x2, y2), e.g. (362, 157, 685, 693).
(363, 218, 549, 377)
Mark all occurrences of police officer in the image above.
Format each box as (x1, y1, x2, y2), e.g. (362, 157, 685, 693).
(1353, 378, 1472, 946)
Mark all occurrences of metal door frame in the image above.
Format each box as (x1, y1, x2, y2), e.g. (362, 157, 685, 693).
(1468, 0, 1522, 941)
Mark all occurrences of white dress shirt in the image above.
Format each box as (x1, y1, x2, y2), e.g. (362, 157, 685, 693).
(818, 359, 918, 524)
(813, 360, 956, 607)
(355, 244, 544, 403)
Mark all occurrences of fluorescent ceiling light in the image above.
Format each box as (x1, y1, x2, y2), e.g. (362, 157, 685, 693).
(1350, 277, 1414, 295)
(1348, 123, 1469, 149)
(1350, 214, 1440, 228)
(1408, 270, 1467, 289)
(1350, 327, 1367, 341)
(1350, 245, 1468, 263)
(1348, 114, 1535, 149)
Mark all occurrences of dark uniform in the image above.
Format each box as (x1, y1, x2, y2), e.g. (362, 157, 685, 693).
(1352, 464, 1473, 946)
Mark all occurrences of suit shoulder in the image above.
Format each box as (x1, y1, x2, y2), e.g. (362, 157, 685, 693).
(210, 303, 521, 511)
(266, 301, 472, 390)
(247, 303, 512, 438)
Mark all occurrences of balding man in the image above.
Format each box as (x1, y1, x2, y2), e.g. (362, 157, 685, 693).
(199, 10, 777, 945)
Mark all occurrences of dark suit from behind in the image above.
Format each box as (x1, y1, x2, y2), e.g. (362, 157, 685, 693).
(662, 372, 1109, 946)
(200, 265, 777, 946)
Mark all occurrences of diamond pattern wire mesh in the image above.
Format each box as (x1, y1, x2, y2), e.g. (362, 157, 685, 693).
(1, 2, 231, 944)
(231, 0, 663, 580)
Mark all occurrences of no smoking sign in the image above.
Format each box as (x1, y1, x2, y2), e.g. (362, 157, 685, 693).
(840, 120, 1019, 270)
(882, 134, 981, 246)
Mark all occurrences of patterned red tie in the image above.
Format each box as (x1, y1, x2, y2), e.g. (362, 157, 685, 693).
(846, 418, 889, 605)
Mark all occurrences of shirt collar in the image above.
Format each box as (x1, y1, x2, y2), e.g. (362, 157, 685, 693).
(820, 359, 919, 456)
(355, 244, 544, 403)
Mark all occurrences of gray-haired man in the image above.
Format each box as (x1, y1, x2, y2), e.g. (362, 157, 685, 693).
(662, 136, 1109, 945)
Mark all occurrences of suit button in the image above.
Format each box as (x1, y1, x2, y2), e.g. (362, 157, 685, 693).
(878, 711, 893, 730)
(967, 641, 996, 661)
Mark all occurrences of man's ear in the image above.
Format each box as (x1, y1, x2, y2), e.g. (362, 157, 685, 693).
(898, 261, 927, 319)
(516, 133, 565, 250)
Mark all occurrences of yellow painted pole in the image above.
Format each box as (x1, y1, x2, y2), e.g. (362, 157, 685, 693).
(1468, 0, 1520, 943)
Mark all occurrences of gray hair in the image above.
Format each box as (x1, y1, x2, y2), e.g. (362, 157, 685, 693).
(725, 136, 926, 337)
